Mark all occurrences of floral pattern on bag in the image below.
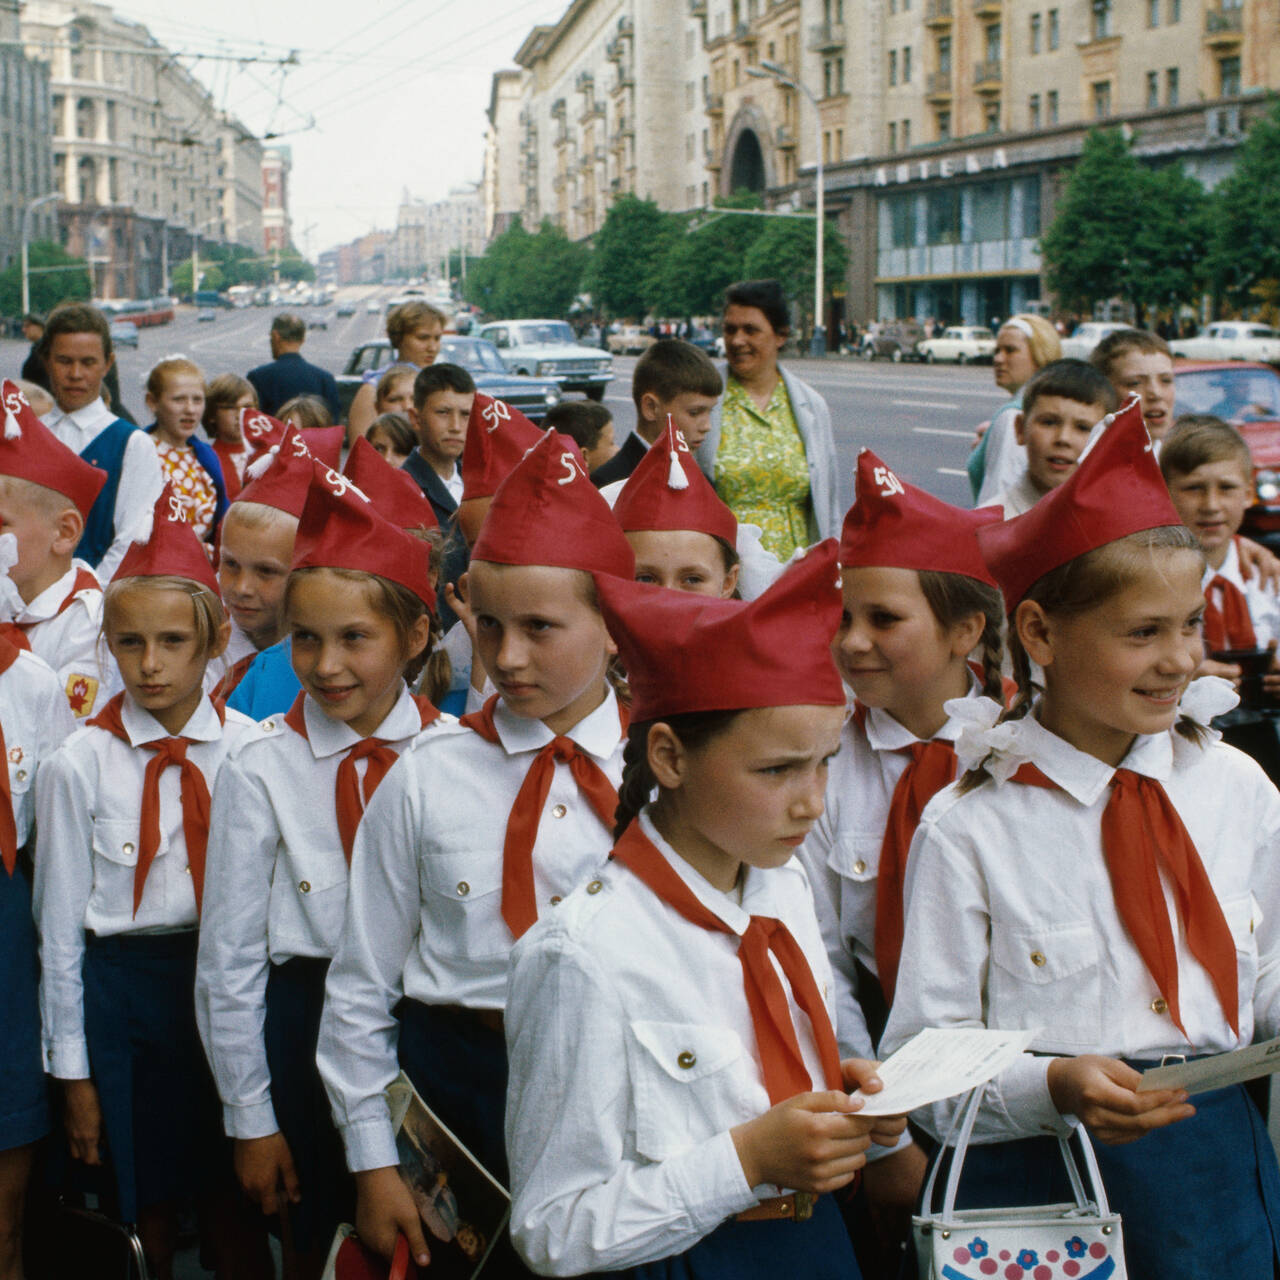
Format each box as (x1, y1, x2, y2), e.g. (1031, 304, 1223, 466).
(943, 1233, 1117, 1279)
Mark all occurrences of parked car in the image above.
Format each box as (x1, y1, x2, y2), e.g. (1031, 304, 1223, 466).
(1171, 322, 1280, 365)
(916, 326, 997, 364)
(1059, 322, 1129, 360)
(860, 320, 924, 362)
(1174, 362, 1280, 548)
(365, 299, 381, 314)
(476, 319, 612, 400)
(196, 308, 217, 323)
(335, 301, 356, 318)
(309, 313, 329, 331)
(607, 325, 656, 356)
(336, 336, 563, 423)
(107, 319, 139, 349)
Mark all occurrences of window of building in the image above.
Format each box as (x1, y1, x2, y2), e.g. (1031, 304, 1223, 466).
(938, 35, 952, 72)
(1048, 8, 1060, 48)
(824, 59, 833, 96)
(1093, 80, 1111, 116)
(889, 121, 897, 151)
(1168, 0, 1180, 20)
(1091, 0, 1112, 39)
(903, 46, 912, 82)
(1030, 13, 1041, 53)
(889, 0, 896, 14)
(937, 109, 951, 140)
(1047, 89, 1059, 123)
(836, 127, 844, 157)
(889, 50, 897, 85)
(836, 57, 845, 93)
(1148, 0, 1160, 24)
(903, 118, 912, 146)
(1029, 93, 1041, 127)
(824, 131, 832, 162)
(889, 191, 916, 246)
(986, 21, 1002, 60)
(984, 101, 1000, 133)
(1146, 71, 1159, 108)
(1220, 56, 1241, 96)
(1167, 67, 1180, 104)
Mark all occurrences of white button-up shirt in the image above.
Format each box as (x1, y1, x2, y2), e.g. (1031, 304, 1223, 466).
(882, 711, 1280, 1145)
(1202, 537, 1280, 648)
(33, 693, 252, 1079)
(505, 813, 836, 1277)
(2, 648, 75, 847)
(41, 399, 164, 583)
(317, 689, 625, 1173)
(195, 688, 448, 1139)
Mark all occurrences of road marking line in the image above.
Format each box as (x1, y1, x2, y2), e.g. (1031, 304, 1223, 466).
(913, 426, 974, 438)
(893, 398, 957, 410)
(937, 467, 969, 477)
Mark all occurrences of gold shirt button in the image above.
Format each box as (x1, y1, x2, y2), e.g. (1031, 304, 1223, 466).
(16, 769, 26, 782)
(551, 803, 567, 819)
(1151, 996, 1168, 1015)
(123, 842, 135, 855)
(262, 719, 276, 732)
(677, 1050, 696, 1069)
(298, 880, 311, 893)
(456, 881, 470, 897)
(852, 859, 867, 875)
(1030, 950, 1047, 967)
(550, 895, 562, 906)
(586, 879, 603, 895)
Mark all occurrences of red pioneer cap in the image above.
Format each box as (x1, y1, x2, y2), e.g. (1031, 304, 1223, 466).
(342, 436, 438, 532)
(113, 485, 221, 595)
(234, 425, 315, 519)
(460, 392, 544, 502)
(0, 379, 106, 520)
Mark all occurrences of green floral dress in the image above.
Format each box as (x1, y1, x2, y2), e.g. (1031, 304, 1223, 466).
(714, 375, 812, 559)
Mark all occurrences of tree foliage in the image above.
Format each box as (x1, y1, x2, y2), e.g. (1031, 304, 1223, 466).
(585, 195, 679, 319)
(0, 240, 91, 316)
(742, 216, 848, 325)
(464, 219, 587, 318)
(649, 193, 767, 316)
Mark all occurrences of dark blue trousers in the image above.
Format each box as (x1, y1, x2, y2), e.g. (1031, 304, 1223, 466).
(0, 865, 47, 1151)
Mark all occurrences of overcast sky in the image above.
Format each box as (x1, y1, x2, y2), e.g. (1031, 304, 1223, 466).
(109, 1, 569, 256)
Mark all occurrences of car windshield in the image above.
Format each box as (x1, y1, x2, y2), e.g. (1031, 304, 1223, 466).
(514, 322, 576, 346)
(440, 339, 507, 373)
(1176, 369, 1280, 423)
(973, 329, 994, 340)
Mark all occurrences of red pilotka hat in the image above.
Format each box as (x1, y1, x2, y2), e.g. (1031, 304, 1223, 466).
(595, 540, 846, 722)
(841, 448, 1001, 587)
(613, 416, 737, 546)
(342, 436, 438, 532)
(300, 426, 343, 471)
(292, 458, 435, 611)
(460, 393, 544, 502)
(234, 425, 316, 519)
(240, 407, 290, 456)
(0, 379, 106, 519)
(978, 395, 1182, 609)
(472, 430, 635, 579)
(112, 485, 221, 596)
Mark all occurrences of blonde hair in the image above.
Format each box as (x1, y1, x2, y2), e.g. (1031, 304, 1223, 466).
(222, 500, 299, 539)
(146, 356, 204, 399)
(1000, 314, 1061, 370)
(0, 474, 77, 522)
(278, 395, 333, 429)
(387, 301, 446, 348)
(102, 575, 226, 657)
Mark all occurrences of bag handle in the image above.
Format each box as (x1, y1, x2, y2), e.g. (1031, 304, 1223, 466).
(391, 1234, 411, 1280)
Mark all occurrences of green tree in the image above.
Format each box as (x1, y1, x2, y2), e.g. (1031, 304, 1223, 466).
(172, 260, 225, 294)
(1131, 162, 1212, 316)
(1208, 99, 1280, 312)
(584, 195, 680, 319)
(649, 193, 767, 316)
(0, 240, 91, 316)
(275, 248, 316, 283)
(464, 218, 586, 318)
(741, 215, 848, 327)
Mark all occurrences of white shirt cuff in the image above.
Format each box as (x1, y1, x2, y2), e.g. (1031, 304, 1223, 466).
(1002, 1055, 1075, 1137)
(668, 1130, 760, 1233)
(866, 1129, 914, 1162)
(225, 1100, 281, 1141)
(46, 1038, 90, 1080)
(341, 1117, 401, 1173)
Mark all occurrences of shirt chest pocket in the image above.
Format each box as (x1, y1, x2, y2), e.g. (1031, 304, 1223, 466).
(1221, 892, 1263, 1009)
(628, 1020, 751, 1163)
(275, 842, 348, 947)
(91, 816, 167, 910)
(989, 922, 1101, 1050)
(421, 850, 506, 960)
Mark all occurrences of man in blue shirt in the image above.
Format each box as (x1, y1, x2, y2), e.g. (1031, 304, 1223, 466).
(246, 313, 341, 420)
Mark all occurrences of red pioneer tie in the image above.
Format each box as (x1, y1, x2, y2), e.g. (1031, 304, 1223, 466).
(0, 637, 23, 875)
(0, 567, 99, 655)
(88, 692, 221, 915)
(462, 694, 623, 940)
(1010, 761, 1239, 1038)
(1202, 575, 1257, 653)
(613, 822, 843, 1102)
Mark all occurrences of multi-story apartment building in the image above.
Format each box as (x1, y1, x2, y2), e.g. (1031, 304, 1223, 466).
(485, 69, 525, 239)
(393, 185, 486, 278)
(261, 145, 292, 256)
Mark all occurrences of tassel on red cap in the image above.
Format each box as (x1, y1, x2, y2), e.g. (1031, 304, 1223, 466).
(240, 407, 291, 457)
(0, 379, 107, 519)
(342, 437, 438, 532)
(234, 426, 315, 519)
(460, 392, 544, 502)
(112, 485, 221, 595)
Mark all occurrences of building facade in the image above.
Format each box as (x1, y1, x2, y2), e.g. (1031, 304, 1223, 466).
(484, 69, 525, 240)
(261, 145, 292, 255)
(392, 186, 485, 278)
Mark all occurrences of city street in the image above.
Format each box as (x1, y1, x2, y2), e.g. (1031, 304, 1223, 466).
(2, 299, 1006, 510)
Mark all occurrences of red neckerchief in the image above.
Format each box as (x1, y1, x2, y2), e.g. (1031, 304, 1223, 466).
(1008, 760, 1239, 1039)
(1203, 574, 1257, 653)
(211, 651, 256, 711)
(284, 690, 440, 863)
(0, 565, 98, 653)
(87, 692, 225, 915)
(613, 821, 843, 1103)
(0, 637, 24, 874)
(460, 693, 626, 940)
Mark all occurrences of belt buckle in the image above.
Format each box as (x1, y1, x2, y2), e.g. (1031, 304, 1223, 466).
(1160, 1054, 1187, 1068)
(794, 1192, 815, 1221)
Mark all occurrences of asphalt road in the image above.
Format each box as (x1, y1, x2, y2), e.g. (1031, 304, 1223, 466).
(2, 295, 1007, 510)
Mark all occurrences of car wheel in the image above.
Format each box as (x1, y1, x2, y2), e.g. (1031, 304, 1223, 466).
(956, 353, 968, 365)
(924, 350, 935, 364)
(515, 367, 530, 376)
(585, 386, 606, 402)
(891, 347, 903, 364)
(861, 345, 875, 361)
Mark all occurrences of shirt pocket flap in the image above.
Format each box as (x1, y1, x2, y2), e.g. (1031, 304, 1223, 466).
(990, 923, 1098, 985)
(7, 755, 33, 796)
(422, 849, 503, 903)
(827, 833, 881, 882)
(1221, 892, 1263, 947)
(91, 817, 151, 867)
(630, 1020, 744, 1083)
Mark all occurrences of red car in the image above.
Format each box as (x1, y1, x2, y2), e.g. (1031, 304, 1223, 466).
(1174, 361, 1280, 547)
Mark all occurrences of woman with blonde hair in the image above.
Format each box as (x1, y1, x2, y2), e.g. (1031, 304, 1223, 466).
(346, 302, 445, 441)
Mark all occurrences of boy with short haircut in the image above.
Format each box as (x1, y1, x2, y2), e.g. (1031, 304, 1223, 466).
(590, 338, 722, 488)
(1089, 328, 1176, 440)
(543, 401, 616, 472)
(989, 359, 1118, 517)
(38, 303, 164, 581)
(403, 363, 476, 529)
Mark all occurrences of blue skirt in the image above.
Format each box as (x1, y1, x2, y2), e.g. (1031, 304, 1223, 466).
(930, 1082, 1280, 1280)
(0, 864, 48, 1151)
(263, 956, 353, 1251)
(592, 1193, 860, 1280)
(82, 930, 225, 1222)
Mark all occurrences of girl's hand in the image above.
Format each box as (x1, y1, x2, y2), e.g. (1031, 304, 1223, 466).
(1262, 641, 1280, 695)
(63, 1078, 103, 1165)
(1047, 1055, 1194, 1145)
(354, 1166, 431, 1268)
(234, 1133, 301, 1215)
(1237, 539, 1280, 591)
(1197, 657, 1242, 687)
(731, 1090, 873, 1193)
(840, 1057, 909, 1148)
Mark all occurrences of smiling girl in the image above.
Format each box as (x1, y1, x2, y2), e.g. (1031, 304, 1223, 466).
(882, 400, 1280, 1276)
(34, 491, 260, 1280)
(317, 432, 634, 1271)
(144, 357, 227, 548)
(196, 464, 440, 1280)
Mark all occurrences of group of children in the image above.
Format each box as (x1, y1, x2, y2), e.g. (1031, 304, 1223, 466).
(1, 298, 1279, 1280)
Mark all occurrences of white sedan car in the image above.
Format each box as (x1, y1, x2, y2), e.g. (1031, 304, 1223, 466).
(917, 326, 997, 364)
(1059, 322, 1128, 360)
(1171, 322, 1280, 364)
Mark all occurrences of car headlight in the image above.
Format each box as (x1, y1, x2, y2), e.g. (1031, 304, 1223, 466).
(1257, 471, 1280, 502)
(537, 361, 554, 375)
(545, 388, 560, 405)
(597, 359, 611, 372)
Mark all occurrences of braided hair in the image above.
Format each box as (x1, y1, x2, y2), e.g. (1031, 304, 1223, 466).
(916, 569, 1006, 704)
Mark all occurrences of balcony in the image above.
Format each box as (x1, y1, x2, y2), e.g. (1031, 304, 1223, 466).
(605, 37, 621, 61)
(613, 66, 635, 92)
(926, 69, 953, 100)
(1204, 5, 1243, 45)
(735, 21, 757, 45)
(776, 124, 796, 148)
(925, 0, 953, 25)
(808, 22, 845, 51)
(973, 58, 1002, 91)
(616, 15, 633, 36)
(705, 91, 724, 115)
(576, 70, 594, 92)
(972, 0, 1001, 16)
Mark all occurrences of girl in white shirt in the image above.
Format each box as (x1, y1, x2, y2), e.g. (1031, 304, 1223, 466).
(317, 432, 636, 1271)
(883, 400, 1280, 1277)
(505, 541, 906, 1278)
(33, 492, 260, 1280)
(196, 464, 441, 1279)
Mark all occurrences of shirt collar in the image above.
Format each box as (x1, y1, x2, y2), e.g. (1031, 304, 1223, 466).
(1203, 538, 1240, 588)
(862, 680, 979, 751)
(638, 809, 752, 935)
(492, 685, 621, 762)
(42, 398, 115, 436)
(121, 692, 224, 746)
(17, 560, 95, 624)
(300, 684, 423, 758)
(1017, 712, 1173, 804)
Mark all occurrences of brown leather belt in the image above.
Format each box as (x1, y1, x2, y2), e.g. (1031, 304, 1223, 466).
(735, 1192, 817, 1223)
(434, 1003, 505, 1035)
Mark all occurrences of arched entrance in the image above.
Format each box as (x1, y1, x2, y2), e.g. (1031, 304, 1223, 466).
(728, 129, 766, 195)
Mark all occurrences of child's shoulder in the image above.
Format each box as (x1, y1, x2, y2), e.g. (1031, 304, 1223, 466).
(2, 647, 62, 697)
(222, 707, 295, 763)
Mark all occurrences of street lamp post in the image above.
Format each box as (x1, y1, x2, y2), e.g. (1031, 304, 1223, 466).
(21, 192, 61, 316)
(747, 60, 826, 357)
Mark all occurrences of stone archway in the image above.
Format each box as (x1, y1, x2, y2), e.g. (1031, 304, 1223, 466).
(720, 105, 774, 199)
(729, 130, 766, 195)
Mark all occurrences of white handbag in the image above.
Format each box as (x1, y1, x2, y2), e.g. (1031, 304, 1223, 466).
(912, 1085, 1127, 1280)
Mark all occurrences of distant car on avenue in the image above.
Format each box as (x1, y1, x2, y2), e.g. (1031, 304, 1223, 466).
(476, 319, 612, 401)
(607, 325, 657, 356)
(335, 301, 356, 318)
(860, 320, 924, 362)
(916, 326, 997, 364)
(1059, 322, 1128, 360)
(108, 319, 139, 349)
(1171, 322, 1280, 365)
